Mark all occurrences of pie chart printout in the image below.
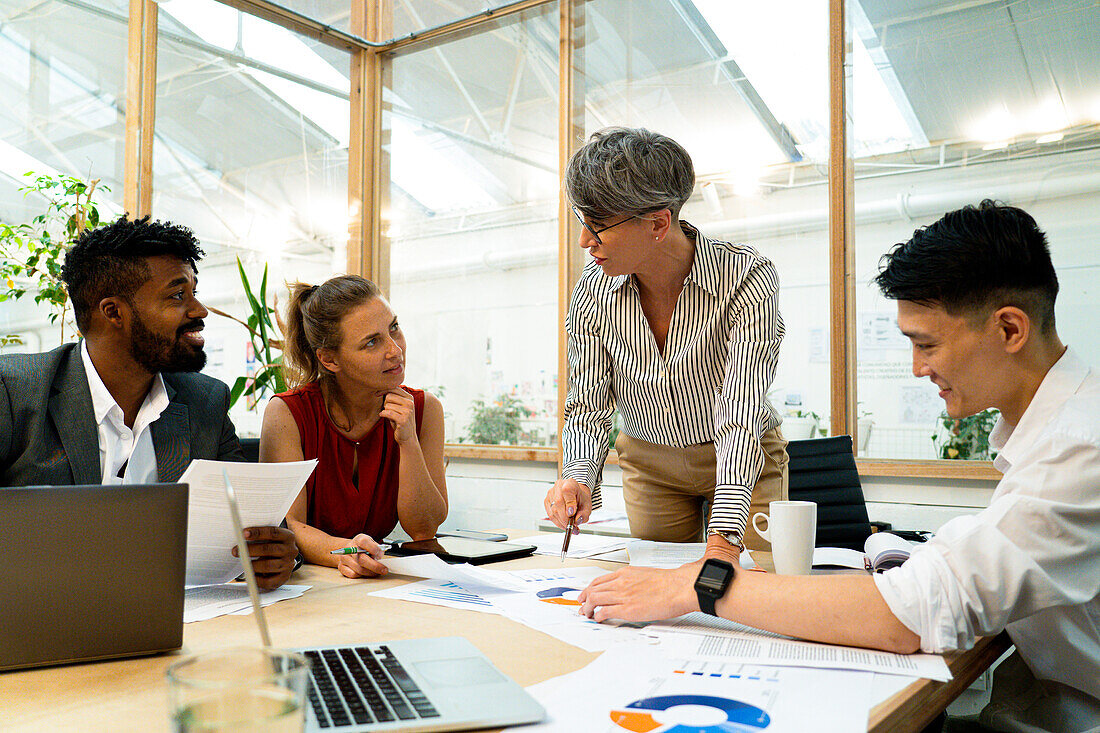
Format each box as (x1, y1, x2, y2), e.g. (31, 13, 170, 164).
(536, 586, 583, 606)
(610, 694, 771, 733)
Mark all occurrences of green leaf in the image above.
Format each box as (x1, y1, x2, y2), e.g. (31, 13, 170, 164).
(228, 376, 249, 408)
(236, 258, 268, 344)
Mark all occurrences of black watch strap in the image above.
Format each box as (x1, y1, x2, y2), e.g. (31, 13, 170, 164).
(697, 589, 719, 616)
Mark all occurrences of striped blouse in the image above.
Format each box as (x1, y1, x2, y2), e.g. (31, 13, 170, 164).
(560, 221, 784, 542)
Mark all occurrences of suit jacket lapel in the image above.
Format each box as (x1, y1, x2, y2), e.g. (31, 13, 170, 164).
(48, 346, 101, 485)
(152, 380, 191, 483)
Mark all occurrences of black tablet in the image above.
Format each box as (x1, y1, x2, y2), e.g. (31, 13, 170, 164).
(389, 537, 536, 565)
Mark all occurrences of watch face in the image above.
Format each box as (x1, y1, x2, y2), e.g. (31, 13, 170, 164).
(696, 560, 732, 592)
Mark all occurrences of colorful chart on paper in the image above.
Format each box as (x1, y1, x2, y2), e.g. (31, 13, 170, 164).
(609, 694, 771, 733)
(536, 586, 583, 606)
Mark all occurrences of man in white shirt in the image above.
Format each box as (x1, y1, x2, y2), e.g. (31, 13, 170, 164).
(1, 215, 298, 590)
(577, 200, 1100, 732)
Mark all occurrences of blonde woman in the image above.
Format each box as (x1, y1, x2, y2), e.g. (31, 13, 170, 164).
(260, 276, 447, 578)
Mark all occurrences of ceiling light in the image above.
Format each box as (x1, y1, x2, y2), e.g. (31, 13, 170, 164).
(982, 141, 1009, 151)
(1036, 132, 1064, 144)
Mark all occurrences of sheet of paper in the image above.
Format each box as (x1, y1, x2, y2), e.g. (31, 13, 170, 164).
(369, 579, 504, 615)
(647, 612, 952, 681)
(813, 546, 867, 569)
(627, 540, 706, 568)
(512, 533, 628, 559)
(486, 567, 661, 652)
(380, 553, 531, 591)
(869, 671, 919, 704)
(596, 548, 631, 564)
(180, 458, 317, 585)
(183, 584, 311, 623)
(626, 540, 760, 570)
(505, 645, 876, 733)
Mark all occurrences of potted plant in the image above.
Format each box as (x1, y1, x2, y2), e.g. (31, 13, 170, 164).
(206, 257, 287, 409)
(782, 409, 820, 440)
(462, 393, 534, 445)
(1, 173, 108, 345)
(933, 408, 999, 460)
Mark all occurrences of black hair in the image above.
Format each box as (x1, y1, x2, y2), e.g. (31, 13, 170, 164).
(874, 199, 1059, 333)
(61, 215, 205, 332)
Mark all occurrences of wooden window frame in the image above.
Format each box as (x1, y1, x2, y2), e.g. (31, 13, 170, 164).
(118, 0, 995, 478)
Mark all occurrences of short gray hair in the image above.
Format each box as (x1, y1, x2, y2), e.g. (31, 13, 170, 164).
(565, 127, 695, 220)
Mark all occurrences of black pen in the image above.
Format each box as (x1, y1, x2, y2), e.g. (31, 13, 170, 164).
(560, 515, 576, 562)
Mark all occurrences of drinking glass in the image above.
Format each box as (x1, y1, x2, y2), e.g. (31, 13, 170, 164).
(167, 647, 309, 732)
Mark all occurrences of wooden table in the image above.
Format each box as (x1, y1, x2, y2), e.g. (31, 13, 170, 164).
(0, 550, 1010, 732)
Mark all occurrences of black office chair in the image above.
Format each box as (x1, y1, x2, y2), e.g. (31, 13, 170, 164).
(785, 435, 873, 551)
(240, 437, 261, 463)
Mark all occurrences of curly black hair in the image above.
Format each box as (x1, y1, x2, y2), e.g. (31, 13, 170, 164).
(874, 200, 1059, 333)
(61, 215, 205, 332)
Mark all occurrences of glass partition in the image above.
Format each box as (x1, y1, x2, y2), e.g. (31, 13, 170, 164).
(852, 0, 1100, 459)
(576, 0, 832, 441)
(0, 0, 129, 352)
(385, 1, 520, 40)
(155, 0, 351, 436)
(383, 3, 559, 446)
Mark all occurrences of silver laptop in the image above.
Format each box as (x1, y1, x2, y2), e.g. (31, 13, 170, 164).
(221, 473, 546, 732)
(0, 483, 188, 671)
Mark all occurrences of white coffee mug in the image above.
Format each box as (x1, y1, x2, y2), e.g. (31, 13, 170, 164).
(752, 500, 817, 575)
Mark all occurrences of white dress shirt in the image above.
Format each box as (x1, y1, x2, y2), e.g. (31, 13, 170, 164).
(561, 222, 783, 542)
(875, 348, 1100, 731)
(81, 341, 169, 484)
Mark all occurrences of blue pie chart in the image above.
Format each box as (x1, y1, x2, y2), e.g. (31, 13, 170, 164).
(610, 694, 770, 733)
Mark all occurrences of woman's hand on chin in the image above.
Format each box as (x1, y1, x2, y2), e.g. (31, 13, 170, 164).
(381, 389, 419, 445)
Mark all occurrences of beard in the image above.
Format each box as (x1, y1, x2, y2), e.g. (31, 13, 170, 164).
(129, 312, 207, 373)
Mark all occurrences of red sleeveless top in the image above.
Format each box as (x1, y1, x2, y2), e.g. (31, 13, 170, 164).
(276, 382, 425, 541)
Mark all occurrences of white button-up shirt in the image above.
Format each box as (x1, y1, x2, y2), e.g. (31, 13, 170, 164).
(81, 340, 169, 484)
(875, 347, 1100, 730)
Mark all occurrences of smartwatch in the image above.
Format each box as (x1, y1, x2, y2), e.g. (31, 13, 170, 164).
(694, 558, 736, 616)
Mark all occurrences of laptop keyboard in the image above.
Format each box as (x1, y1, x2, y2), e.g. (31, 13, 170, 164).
(304, 646, 441, 728)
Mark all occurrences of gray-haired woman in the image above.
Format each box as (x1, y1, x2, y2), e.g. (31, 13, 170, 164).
(544, 127, 788, 567)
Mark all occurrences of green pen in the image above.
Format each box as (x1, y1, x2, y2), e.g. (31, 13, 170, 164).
(330, 544, 389, 555)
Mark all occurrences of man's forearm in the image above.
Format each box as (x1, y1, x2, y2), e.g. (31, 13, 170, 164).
(717, 571, 921, 654)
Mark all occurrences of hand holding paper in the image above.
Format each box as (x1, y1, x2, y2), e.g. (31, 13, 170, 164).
(180, 458, 317, 586)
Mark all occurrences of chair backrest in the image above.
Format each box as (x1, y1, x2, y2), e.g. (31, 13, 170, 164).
(786, 435, 872, 551)
(240, 437, 261, 463)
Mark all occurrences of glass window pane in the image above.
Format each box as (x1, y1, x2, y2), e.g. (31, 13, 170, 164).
(579, 0, 831, 441)
(852, 0, 1100, 459)
(155, 1, 351, 436)
(384, 1, 518, 40)
(384, 4, 559, 446)
(0, 0, 128, 350)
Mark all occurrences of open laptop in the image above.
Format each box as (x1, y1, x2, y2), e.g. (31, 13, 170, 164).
(0, 483, 187, 671)
(221, 473, 546, 732)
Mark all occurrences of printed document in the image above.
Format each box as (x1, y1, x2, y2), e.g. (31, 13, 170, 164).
(505, 645, 876, 732)
(180, 458, 316, 585)
(512, 533, 628, 559)
(184, 584, 311, 623)
(628, 540, 759, 570)
(647, 612, 951, 680)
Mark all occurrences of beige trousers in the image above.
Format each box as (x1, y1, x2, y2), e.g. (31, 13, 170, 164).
(616, 427, 789, 552)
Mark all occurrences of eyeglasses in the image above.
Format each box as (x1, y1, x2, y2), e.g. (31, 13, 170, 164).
(571, 206, 636, 246)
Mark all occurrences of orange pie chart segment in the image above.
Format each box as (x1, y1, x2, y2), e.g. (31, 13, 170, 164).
(610, 709, 663, 733)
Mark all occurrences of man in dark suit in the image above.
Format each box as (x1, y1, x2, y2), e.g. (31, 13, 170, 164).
(0, 216, 297, 589)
